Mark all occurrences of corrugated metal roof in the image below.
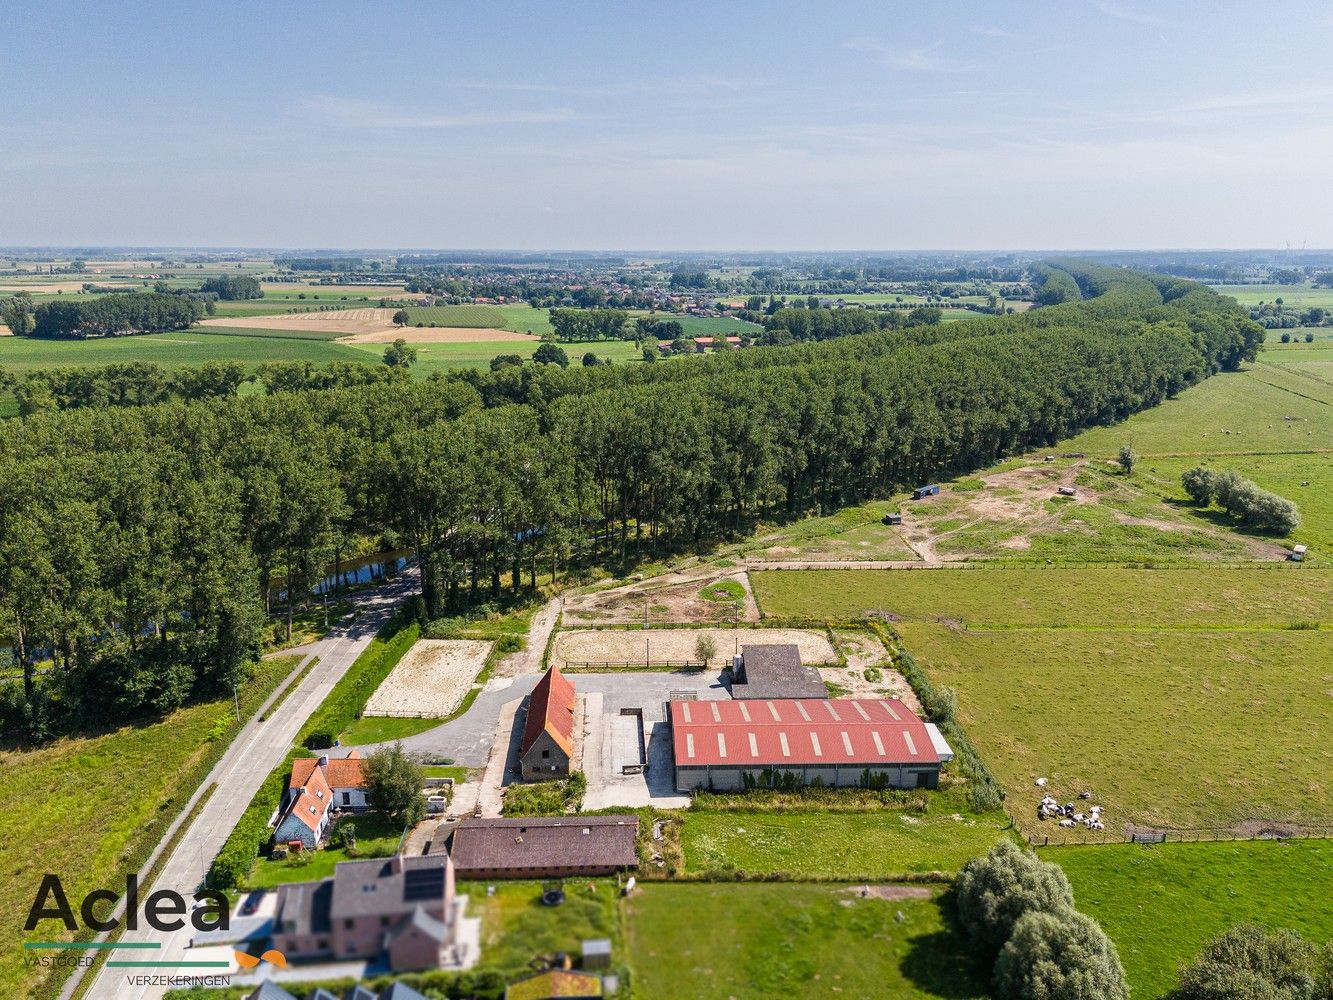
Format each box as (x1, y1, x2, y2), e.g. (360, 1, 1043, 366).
(669, 698, 939, 768)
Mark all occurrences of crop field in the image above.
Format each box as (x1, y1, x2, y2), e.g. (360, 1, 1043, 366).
(752, 565, 1330, 626)
(403, 304, 507, 327)
(1046, 840, 1333, 998)
(896, 621, 1332, 832)
(681, 809, 1011, 878)
(627, 883, 988, 1000)
(0, 654, 300, 998)
(0, 328, 369, 371)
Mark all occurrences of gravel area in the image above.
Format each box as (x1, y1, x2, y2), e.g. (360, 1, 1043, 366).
(363, 638, 492, 717)
(553, 627, 837, 667)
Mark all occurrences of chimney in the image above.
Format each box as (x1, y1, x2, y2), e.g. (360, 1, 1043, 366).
(317, 754, 329, 767)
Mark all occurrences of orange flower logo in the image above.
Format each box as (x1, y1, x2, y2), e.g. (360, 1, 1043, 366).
(233, 948, 287, 969)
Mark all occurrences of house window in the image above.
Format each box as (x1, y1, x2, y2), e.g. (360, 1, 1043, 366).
(317, 939, 327, 950)
(345, 918, 354, 930)
(381, 916, 390, 927)
(342, 791, 351, 805)
(541, 750, 550, 759)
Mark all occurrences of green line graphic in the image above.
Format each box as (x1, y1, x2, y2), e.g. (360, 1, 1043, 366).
(23, 941, 160, 950)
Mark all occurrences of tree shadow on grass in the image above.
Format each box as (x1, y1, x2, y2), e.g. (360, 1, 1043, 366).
(900, 888, 992, 999)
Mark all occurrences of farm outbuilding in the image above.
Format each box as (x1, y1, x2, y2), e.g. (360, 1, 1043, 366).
(729, 644, 827, 700)
(519, 665, 576, 780)
(912, 484, 941, 499)
(670, 697, 942, 792)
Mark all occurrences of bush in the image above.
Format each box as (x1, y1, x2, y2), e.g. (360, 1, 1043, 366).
(304, 730, 334, 750)
(993, 908, 1128, 1000)
(956, 841, 1075, 957)
(330, 819, 357, 852)
(1176, 923, 1328, 1000)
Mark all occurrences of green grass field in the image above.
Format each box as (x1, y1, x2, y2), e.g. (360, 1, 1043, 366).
(682, 809, 1012, 877)
(0, 328, 368, 371)
(1046, 840, 1333, 998)
(1260, 344, 1333, 385)
(752, 565, 1331, 626)
(0, 654, 300, 998)
(896, 622, 1333, 832)
(1210, 282, 1333, 308)
(627, 883, 988, 1000)
(468, 880, 622, 979)
(403, 304, 507, 328)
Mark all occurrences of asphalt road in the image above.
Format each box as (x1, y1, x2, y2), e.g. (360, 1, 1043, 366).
(74, 569, 419, 1000)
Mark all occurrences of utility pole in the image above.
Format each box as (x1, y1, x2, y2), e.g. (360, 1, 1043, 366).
(232, 682, 241, 723)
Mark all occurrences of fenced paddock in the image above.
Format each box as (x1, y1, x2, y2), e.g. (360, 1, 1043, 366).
(362, 639, 492, 718)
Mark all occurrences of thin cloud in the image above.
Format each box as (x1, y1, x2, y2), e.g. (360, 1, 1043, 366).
(301, 94, 584, 128)
(969, 25, 1016, 39)
(1092, 1, 1162, 26)
(844, 38, 979, 73)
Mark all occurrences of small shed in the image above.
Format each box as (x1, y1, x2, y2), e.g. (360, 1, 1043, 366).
(582, 938, 612, 970)
(882, 512, 903, 525)
(1290, 544, 1307, 562)
(912, 484, 941, 500)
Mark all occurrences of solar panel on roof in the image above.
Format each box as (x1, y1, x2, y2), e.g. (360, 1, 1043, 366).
(403, 867, 444, 901)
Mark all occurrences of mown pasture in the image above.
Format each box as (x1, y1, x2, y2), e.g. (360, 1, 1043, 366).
(1046, 839, 1333, 998)
(627, 883, 988, 1000)
(1210, 282, 1333, 308)
(895, 621, 1332, 832)
(752, 565, 1330, 626)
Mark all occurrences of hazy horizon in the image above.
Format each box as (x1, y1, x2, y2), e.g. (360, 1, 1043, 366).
(6, 0, 1333, 250)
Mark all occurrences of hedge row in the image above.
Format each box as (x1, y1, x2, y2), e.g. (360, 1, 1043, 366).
(871, 621, 1004, 810)
(301, 611, 420, 749)
(209, 613, 419, 889)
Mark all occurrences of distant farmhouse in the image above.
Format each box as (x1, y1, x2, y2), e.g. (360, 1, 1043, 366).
(520, 665, 577, 780)
(275, 751, 370, 850)
(272, 853, 465, 971)
(443, 815, 638, 880)
(670, 697, 949, 792)
(729, 644, 827, 700)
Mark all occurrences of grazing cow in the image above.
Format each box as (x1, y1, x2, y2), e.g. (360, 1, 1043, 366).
(1059, 818, 1077, 828)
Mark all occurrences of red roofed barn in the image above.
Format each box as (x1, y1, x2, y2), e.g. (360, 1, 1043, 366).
(670, 697, 943, 792)
(520, 666, 576, 780)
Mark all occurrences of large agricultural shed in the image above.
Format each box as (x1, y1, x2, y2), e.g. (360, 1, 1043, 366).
(443, 816, 639, 879)
(670, 697, 945, 792)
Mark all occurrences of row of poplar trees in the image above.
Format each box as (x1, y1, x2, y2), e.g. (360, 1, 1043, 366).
(0, 263, 1263, 742)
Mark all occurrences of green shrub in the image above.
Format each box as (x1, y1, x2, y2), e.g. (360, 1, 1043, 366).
(956, 841, 1075, 957)
(1176, 923, 1328, 1000)
(993, 908, 1128, 1000)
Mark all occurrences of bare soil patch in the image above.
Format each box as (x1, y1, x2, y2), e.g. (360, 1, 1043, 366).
(199, 308, 399, 335)
(563, 566, 760, 625)
(826, 630, 922, 712)
(553, 627, 837, 667)
(338, 326, 537, 345)
(363, 639, 492, 717)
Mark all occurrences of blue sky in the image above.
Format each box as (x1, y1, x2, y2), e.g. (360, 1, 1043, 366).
(3, 1, 1331, 250)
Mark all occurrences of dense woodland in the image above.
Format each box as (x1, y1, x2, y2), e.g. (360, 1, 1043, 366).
(0, 263, 1263, 743)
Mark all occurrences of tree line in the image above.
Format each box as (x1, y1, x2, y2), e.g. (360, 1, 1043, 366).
(26, 292, 202, 339)
(0, 265, 1262, 744)
(199, 274, 263, 300)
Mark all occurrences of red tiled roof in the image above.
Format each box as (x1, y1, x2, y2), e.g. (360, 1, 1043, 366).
(521, 666, 576, 757)
(670, 698, 939, 768)
(288, 753, 366, 791)
(286, 766, 334, 832)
